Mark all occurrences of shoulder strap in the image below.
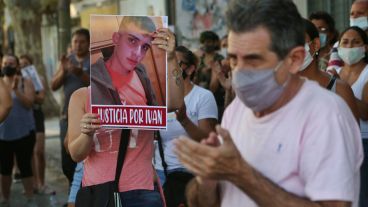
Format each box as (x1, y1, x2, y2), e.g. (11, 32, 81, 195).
(326, 75, 337, 90)
(156, 131, 168, 177)
(113, 129, 131, 192)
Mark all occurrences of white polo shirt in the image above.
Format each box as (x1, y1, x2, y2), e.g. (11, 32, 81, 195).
(220, 80, 363, 207)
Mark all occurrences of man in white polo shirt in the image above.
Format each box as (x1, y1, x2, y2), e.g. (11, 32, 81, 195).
(174, 0, 364, 207)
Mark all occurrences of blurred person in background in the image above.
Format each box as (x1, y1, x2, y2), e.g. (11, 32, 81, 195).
(0, 54, 37, 207)
(214, 34, 235, 108)
(327, 0, 368, 75)
(298, 19, 359, 122)
(51, 28, 90, 189)
(19, 54, 49, 194)
(337, 26, 368, 207)
(194, 30, 226, 120)
(309, 11, 339, 71)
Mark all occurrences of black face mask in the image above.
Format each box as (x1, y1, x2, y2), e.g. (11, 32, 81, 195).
(2, 66, 17, 77)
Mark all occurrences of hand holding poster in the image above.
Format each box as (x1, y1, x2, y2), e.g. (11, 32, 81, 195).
(90, 15, 168, 130)
(21, 65, 44, 92)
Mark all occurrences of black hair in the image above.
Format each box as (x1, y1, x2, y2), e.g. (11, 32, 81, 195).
(309, 11, 336, 32)
(308, 11, 338, 43)
(304, 19, 320, 58)
(304, 19, 319, 41)
(339, 26, 368, 63)
(175, 45, 198, 80)
(199, 31, 220, 44)
(226, 0, 304, 59)
(72, 28, 90, 42)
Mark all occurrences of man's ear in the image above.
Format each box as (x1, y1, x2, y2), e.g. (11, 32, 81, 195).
(287, 46, 305, 74)
(112, 32, 120, 44)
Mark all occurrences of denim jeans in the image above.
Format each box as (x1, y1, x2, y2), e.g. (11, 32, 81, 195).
(68, 162, 84, 203)
(119, 184, 163, 207)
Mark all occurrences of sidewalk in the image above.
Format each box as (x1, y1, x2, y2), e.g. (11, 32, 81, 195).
(6, 117, 69, 207)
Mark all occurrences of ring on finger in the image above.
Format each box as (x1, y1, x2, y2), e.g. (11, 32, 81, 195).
(83, 124, 88, 129)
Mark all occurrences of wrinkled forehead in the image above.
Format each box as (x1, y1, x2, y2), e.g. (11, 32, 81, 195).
(351, 1, 368, 13)
(228, 27, 272, 56)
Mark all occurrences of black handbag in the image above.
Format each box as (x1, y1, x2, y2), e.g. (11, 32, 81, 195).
(163, 171, 194, 207)
(75, 129, 130, 207)
(157, 132, 193, 207)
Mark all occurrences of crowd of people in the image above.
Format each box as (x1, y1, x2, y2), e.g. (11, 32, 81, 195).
(0, 0, 367, 206)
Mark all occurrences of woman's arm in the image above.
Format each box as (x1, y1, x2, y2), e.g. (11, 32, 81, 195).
(152, 28, 184, 112)
(14, 77, 35, 109)
(336, 80, 360, 123)
(67, 88, 101, 162)
(0, 78, 12, 122)
(51, 55, 67, 91)
(35, 77, 46, 105)
(176, 103, 217, 142)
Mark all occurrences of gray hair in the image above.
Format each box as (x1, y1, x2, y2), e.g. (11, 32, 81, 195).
(119, 16, 156, 33)
(226, 0, 305, 59)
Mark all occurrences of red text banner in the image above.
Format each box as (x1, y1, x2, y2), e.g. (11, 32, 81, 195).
(92, 105, 167, 129)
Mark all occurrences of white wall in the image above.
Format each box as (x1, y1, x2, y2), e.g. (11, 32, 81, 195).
(119, 0, 166, 16)
(292, 0, 308, 18)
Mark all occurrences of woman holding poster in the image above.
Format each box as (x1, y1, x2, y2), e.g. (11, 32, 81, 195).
(67, 15, 184, 207)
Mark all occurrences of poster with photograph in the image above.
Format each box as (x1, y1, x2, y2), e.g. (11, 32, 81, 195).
(90, 15, 168, 130)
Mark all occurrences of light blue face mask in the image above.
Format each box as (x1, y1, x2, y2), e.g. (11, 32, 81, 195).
(231, 62, 287, 112)
(350, 16, 368, 30)
(319, 33, 327, 48)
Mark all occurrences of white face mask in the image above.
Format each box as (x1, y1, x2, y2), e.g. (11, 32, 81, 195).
(350, 16, 368, 30)
(300, 43, 314, 71)
(338, 46, 366, 65)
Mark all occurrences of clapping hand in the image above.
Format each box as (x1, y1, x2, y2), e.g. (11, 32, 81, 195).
(174, 125, 246, 180)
